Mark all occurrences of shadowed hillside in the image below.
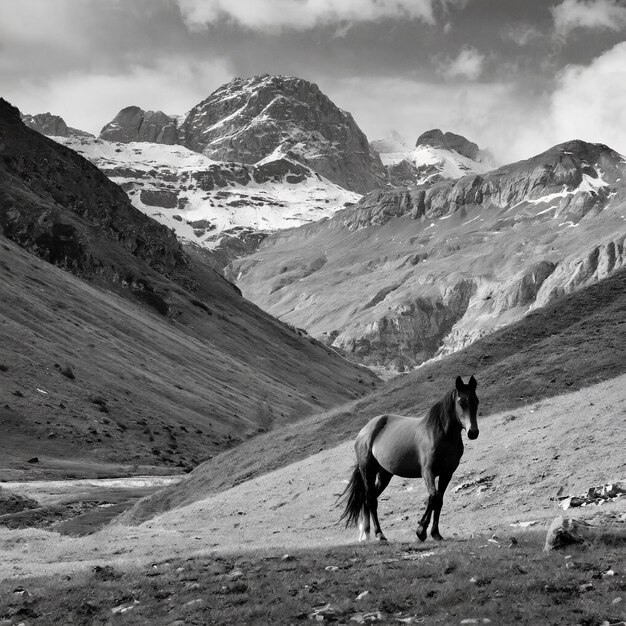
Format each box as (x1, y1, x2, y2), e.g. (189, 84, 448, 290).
(120, 266, 626, 523)
(0, 99, 378, 478)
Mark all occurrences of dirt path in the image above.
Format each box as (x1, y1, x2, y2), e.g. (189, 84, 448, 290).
(0, 375, 624, 581)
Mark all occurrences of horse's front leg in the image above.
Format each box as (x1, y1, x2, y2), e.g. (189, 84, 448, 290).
(416, 468, 439, 542)
(430, 472, 453, 540)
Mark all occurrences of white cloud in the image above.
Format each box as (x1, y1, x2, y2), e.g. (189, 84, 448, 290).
(552, 0, 626, 38)
(4, 59, 233, 135)
(440, 46, 485, 80)
(329, 41, 626, 165)
(547, 41, 626, 153)
(176, 0, 437, 32)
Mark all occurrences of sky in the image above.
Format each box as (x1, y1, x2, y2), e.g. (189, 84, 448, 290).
(1, 0, 625, 164)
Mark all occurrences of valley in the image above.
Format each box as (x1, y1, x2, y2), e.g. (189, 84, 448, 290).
(2, 69, 625, 626)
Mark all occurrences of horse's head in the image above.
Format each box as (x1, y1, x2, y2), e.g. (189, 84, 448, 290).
(454, 375, 479, 440)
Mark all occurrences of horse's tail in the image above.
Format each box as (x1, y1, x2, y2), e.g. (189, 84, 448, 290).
(337, 464, 365, 528)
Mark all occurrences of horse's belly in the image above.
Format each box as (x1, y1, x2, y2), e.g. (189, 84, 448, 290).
(371, 421, 422, 478)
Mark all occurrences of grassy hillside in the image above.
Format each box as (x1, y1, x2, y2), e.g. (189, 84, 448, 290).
(0, 233, 377, 480)
(121, 266, 626, 523)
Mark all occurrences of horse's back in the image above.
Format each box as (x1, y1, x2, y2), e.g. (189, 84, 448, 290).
(359, 414, 424, 478)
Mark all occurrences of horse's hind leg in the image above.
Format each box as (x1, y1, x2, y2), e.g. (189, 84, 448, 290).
(365, 466, 392, 541)
(358, 504, 370, 542)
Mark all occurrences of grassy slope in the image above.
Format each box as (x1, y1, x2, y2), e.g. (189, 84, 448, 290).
(1, 534, 624, 625)
(0, 234, 377, 480)
(121, 266, 626, 523)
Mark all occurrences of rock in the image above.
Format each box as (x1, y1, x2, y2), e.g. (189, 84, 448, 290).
(21, 112, 93, 138)
(100, 106, 179, 144)
(26, 457, 39, 464)
(180, 75, 386, 193)
(355, 590, 370, 600)
(544, 516, 590, 551)
(416, 129, 481, 161)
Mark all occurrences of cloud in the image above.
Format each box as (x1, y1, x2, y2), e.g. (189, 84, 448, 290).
(4, 59, 233, 135)
(501, 23, 542, 46)
(551, 0, 626, 38)
(439, 47, 485, 80)
(176, 0, 437, 32)
(547, 41, 626, 153)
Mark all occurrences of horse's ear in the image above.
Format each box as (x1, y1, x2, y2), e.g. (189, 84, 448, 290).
(469, 375, 477, 389)
(455, 376, 464, 391)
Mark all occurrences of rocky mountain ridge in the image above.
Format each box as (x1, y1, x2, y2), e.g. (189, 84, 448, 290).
(52, 134, 358, 269)
(99, 74, 386, 194)
(372, 128, 496, 188)
(229, 139, 626, 370)
(21, 112, 94, 139)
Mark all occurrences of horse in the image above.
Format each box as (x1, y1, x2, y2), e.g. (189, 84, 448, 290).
(339, 376, 479, 542)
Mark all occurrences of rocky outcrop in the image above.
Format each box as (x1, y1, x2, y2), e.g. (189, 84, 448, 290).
(345, 140, 623, 230)
(533, 236, 626, 309)
(328, 279, 475, 370)
(373, 129, 495, 189)
(416, 129, 481, 161)
(21, 112, 93, 138)
(99, 106, 180, 144)
(0, 98, 187, 283)
(98, 75, 386, 193)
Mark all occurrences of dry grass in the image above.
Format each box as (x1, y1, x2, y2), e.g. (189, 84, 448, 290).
(1, 532, 624, 624)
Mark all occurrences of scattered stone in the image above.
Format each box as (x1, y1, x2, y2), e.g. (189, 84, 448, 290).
(510, 520, 538, 528)
(559, 483, 625, 509)
(228, 569, 243, 579)
(27, 457, 39, 464)
(281, 554, 295, 561)
(60, 364, 75, 379)
(350, 611, 383, 623)
(579, 583, 593, 593)
(325, 565, 339, 572)
(309, 603, 340, 621)
(356, 590, 370, 601)
(36, 388, 48, 394)
(12, 390, 23, 397)
(612, 597, 622, 604)
(111, 600, 139, 614)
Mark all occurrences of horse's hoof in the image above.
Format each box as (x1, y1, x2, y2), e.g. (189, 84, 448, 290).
(431, 533, 443, 541)
(416, 528, 427, 542)
(375, 534, 388, 542)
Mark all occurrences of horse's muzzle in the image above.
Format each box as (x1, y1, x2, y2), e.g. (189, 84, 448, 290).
(467, 429, 479, 440)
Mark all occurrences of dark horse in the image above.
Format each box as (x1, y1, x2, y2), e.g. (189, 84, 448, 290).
(339, 376, 479, 542)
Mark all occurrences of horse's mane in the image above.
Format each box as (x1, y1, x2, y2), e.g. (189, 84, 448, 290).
(424, 390, 456, 432)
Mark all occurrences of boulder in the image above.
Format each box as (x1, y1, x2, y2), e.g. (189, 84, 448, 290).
(544, 516, 590, 551)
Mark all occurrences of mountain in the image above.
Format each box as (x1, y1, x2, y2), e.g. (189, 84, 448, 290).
(228, 139, 626, 371)
(21, 112, 93, 139)
(0, 98, 378, 477)
(51, 135, 359, 261)
(99, 74, 386, 194)
(371, 128, 496, 187)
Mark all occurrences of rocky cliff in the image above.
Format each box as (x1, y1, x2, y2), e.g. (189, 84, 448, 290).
(372, 128, 496, 188)
(21, 112, 93, 138)
(98, 75, 386, 194)
(99, 106, 180, 144)
(229, 139, 626, 371)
